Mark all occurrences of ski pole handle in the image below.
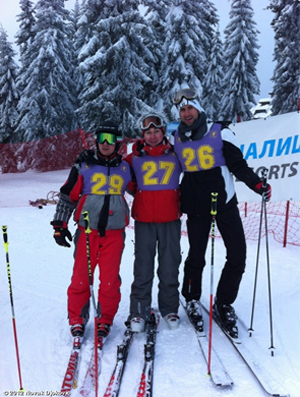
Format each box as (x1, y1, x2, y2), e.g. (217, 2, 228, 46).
(261, 168, 268, 189)
(211, 192, 218, 216)
(82, 211, 91, 234)
(2, 225, 8, 248)
(260, 168, 269, 201)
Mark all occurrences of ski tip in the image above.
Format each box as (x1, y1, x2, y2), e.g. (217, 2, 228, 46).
(209, 373, 234, 388)
(215, 381, 234, 388)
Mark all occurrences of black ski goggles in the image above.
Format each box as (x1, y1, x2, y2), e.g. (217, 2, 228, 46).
(172, 88, 198, 105)
(96, 132, 116, 145)
(141, 115, 164, 131)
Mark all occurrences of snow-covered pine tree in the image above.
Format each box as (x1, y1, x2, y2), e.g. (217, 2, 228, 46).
(65, 0, 80, 116)
(0, 27, 19, 144)
(197, 0, 219, 71)
(74, 0, 104, 53)
(140, 0, 171, 109)
(269, 0, 300, 115)
(76, 0, 157, 136)
(161, 0, 218, 121)
(15, 0, 36, 122)
(219, 0, 260, 122)
(15, 0, 77, 143)
(73, 0, 104, 111)
(201, 28, 225, 121)
(15, 0, 36, 69)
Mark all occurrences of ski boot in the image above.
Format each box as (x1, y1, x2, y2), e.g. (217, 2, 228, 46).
(213, 300, 238, 339)
(186, 300, 204, 332)
(97, 323, 110, 349)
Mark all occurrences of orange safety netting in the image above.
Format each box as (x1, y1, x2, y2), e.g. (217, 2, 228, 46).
(0, 128, 132, 173)
(126, 195, 299, 248)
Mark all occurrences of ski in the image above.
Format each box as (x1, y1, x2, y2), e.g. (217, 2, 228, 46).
(201, 301, 290, 397)
(79, 340, 104, 397)
(136, 310, 159, 397)
(180, 300, 233, 388)
(61, 336, 82, 393)
(103, 324, 134, 397)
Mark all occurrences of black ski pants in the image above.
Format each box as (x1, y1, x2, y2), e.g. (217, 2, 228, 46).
(182, 204, 246, 305)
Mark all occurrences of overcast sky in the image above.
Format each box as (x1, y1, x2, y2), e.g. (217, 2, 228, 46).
(0, 0, 274, 100)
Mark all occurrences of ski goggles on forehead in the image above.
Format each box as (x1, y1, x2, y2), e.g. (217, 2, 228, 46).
(172, 88, 198, 105)
(141, 116, 163, 131)
(96, 132, 116, 145)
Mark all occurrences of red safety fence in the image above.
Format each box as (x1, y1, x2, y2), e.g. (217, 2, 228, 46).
(0, 129, 92, 173)
(125, 197, 300, 248)
(0, 128, 133, 173)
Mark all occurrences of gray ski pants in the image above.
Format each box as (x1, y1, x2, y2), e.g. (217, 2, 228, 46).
(129, 219, 182, 319)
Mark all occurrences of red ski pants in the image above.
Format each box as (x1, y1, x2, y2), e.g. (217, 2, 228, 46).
(67, 227, 125, 326)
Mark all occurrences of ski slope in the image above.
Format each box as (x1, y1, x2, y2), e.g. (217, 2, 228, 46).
(0, 169, 299, 397)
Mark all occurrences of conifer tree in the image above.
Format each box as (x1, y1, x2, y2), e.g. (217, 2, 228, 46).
(140, 0, 171, 109)
(74, 0, 104, 68)
(65, 0, 80, 115)
(15, 0, 36, 106)
(219, 0, 260, 122)
(15, 0, 77, 142)
(15, 0, 36, 68)
(0, 27, 19, 143)
(160, 0, 218, 120)
(269, 0, 300, 115)
(77, 0, 157, 136)
(73, 0, 104, 116)
(201, 29, 225, 121)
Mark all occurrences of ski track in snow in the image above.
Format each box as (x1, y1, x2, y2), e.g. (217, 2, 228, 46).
(0, 170, 299, 396)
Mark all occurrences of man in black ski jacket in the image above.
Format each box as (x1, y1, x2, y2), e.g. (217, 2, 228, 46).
(170, 88, 272, 338)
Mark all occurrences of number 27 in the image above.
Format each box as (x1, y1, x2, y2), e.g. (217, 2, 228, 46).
(142, 161, 175, 185)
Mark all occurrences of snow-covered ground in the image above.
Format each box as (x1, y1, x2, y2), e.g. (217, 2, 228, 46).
(0, 170, 299, 397)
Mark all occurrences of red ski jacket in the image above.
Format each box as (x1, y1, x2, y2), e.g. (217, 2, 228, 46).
(124, 138, 182, 223)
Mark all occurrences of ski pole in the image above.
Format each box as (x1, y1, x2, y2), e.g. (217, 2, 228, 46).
(248, 175, 265, 337)
(2, 226, 24, 391)
(207, 192, 218, 376)
(248, 168, 275, 356)
(261, 170, 275, 356)
(82, 211, 99, 397)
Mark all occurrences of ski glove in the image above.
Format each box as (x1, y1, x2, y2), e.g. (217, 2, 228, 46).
(126, 180, 137, 196)
(75, 149, 95, 165)
(254, 182, 272, 202)
(51, 220, 72, 247)
(132, 140, 145, 157)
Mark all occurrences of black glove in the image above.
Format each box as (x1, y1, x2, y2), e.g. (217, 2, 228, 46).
(254, 182, 272, 202)
(75, 149, 95, 164)
(132, 140, 145, 156)
(51, 220, 72, 247)
(126, 180, 137, 196)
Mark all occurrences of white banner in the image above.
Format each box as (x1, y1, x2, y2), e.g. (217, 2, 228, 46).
(232, 112, 300, 202)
